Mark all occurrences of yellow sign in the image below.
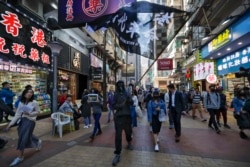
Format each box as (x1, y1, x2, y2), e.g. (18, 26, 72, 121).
(226, 73, 235, 79)
(208, 29, 231, 52)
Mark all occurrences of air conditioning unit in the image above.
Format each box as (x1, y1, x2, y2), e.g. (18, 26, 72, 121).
(18, 0, 43, 18)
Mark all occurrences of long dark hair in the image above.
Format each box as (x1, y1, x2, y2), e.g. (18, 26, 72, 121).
(20, 88, 35, 104)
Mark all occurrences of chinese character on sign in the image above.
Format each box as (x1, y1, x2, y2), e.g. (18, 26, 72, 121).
(29, 48, 40, 62)
(223, 63, 228, 69)
(31, 27, 47, 47)
(86, 0, 104, 13)
(218, 65, 222, 71)
(222, 58, 227, 63)
(230, 54, 235, 60)
(0, 37, 10, 53)
(235, 52, 240, 58)
(66, 0, 74, 21)
(242, 49, 247, 55)
(0, 11, 22, 37)
(228, 62, 234, 68)
(242, 56, 248, 64)
(41, 52, 50, 64)
(12, 43, 27, 58)
(226, 56, 231, 61)
(234, 59, 240, 66)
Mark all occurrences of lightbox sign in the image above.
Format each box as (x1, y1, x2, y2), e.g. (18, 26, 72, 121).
(208, 29, 231, 53)
(193, 62, 214, 81)
(58, 0, 135, 28)
(0, 3, 52, 69)
(217, 46, 250, 76)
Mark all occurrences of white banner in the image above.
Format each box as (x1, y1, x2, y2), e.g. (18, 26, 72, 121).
(193, 62, 214, 81)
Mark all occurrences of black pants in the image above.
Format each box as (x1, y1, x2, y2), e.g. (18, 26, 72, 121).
(0, 103, 14, 122)
(170, 107, 181, 137)
(208, 108, 219, 130)
(114, 116, 132, 155)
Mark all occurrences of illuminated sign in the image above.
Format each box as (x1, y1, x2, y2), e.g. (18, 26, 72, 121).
(0, 59, 33, 74)
(206, 74, 217, 84)
(208, 29, 231, 53)
(193, 62, 214, 81)
(0, 3, 51, 69)
(217, 46, 250, 75)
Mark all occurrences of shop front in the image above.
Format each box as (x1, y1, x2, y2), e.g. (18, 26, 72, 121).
(57, 40, 89, 101)
(0, 2, 52, 117)
(201, 10, 250, 102)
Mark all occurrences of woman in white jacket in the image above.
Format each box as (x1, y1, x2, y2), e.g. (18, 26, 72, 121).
(6, 88, 42, 166)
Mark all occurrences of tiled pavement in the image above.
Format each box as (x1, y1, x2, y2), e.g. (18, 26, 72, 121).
(0, 110, 250, 167)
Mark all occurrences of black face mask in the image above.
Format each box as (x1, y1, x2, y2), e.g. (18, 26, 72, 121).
(210, 88, 215, 92)
(240, 93, 245, 97)
(117, 82, 125, 92)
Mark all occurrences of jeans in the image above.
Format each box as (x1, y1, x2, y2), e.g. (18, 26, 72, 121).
(216, 108, 227, 124)
(170, 107, 182, 137)
(108, 107, 114, 121)
(130, 106, 137, 127)
(208, 108, 219, 130)
(114, 116, 132, 155)
(83, 116, 91, 126)
(92, 113, 102, 136)
(168, 109, 174, 126)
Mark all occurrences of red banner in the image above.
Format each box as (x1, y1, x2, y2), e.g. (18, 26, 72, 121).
(157, 58, 173, 70)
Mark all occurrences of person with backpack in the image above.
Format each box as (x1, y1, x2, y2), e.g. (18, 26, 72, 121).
(203, 84, 221, 134)
(233, 88, 250, 139)
(191, 87, 207, 122)
(216, 86, 230, 129)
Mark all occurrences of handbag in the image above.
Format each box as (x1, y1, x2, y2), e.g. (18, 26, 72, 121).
(135, 106, 143, 118)
(236, 112, 250, 129)
(158, 109, 167, 122)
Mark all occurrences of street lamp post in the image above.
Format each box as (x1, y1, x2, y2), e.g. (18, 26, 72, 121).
(47, 41, 63, 114)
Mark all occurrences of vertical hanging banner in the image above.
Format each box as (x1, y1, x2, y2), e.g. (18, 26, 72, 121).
(157, 58, 173, 70)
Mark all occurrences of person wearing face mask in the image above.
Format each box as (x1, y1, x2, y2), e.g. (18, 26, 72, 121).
(232, 88, 249, 139)
(111, 80, 134, 166)
(203, 84, 221, 134)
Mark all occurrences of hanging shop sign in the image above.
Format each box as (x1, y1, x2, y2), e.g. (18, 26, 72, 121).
(0, 59, 33, 74)
(193, 62, 214, 81)
(217, 45, 250, 76)
(71, 50, 81, 70)
(122, 64, 135, 77)
(0, 4, 51, 69)
(157, 58, 173, 70)
(206, 74, 217, 84)
(208, 29, 231, 53)
(183, 55, 196, 67)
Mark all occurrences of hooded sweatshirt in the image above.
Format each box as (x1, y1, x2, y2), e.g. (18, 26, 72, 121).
(203, 92, 220, 109)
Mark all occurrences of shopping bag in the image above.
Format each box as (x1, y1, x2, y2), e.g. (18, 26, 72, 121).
(158, 109, 167, 122)
(135, 106, 143, 118)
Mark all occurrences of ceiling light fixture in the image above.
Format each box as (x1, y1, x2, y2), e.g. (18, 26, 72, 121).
(227, 48, 231, 51)
(238, 42, 243, 45)
(51, 2, 58, 9)
(217, 53, 221, 55)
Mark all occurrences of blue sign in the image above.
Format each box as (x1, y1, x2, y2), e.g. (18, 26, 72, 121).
(216, 46, 250, 75)
(201, 11, 250, 58)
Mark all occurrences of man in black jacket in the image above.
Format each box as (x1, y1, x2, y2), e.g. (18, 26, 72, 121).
(112, 80, 133, 166)
(168, 84, 185, 143)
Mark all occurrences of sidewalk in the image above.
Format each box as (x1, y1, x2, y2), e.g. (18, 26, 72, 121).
(0, 111, 250, 167)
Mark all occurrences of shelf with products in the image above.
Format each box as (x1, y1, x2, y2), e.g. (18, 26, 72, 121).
(35, 93, 51, 114)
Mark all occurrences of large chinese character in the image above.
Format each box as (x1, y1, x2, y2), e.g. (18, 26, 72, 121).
(31, 27, 47, 47)
(86, 0, 104, 13)
(228, 62, 234, 68)
(12, 43, 27, 58)
(218, 65, 222, 71)
(41, 53, 50, 64)
(0, 37, 9, 53)
(0, 11, 22, 37)
(118, 13, 127, 32)
(223, 63, 227, 69)
(241, 56, 248, 64)
(234, 59, 240, 66)
(29, 48, 40, 62)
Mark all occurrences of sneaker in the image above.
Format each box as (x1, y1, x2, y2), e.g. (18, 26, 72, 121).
(239, 131, 248, 139)
(175, 137, 180, 143)
(216, 129, 221, 134)
(224, 124, 231, 129)
(126, 143, 133, 150)
(201, 119, 207, 122)
(89, 124, 92, 127)
(208, 125, 214, 130)
(89, 135, 95, 140)
(154, 144, 159, 152)
(9, 157, 24, 167)
(83, 125, 89, 129)
(112, 154, 120, 166)
(0, 139, 8, 149)
(169, 124, 174, 129)
(192, 115, 197, 120)
(36, 139, 42, 151)
(96, 131, 102, 136)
